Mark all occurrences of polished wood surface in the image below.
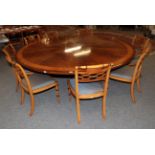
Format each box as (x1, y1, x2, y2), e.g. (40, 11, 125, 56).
(16, 31, 135, 75)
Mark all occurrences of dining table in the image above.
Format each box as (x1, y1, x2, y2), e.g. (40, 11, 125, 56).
(16, 30, 135, 75)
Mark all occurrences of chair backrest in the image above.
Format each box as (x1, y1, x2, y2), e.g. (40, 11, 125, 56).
(132, 35, 151, 57)
(24, 34, 41, 45)
(132, 44, 151, 81)
(132, 35, 150, 49)
(13, 63, 32, 93)
(2, 44, 17, 65)
(143, 38, 151, 51)
(75, 64, 112, 95)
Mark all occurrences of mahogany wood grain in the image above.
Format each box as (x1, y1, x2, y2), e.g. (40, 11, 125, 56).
(16, 31, 135, 75)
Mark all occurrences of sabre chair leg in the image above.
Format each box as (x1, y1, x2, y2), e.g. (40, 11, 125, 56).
(16, 78, 20, 92)
(76, 97, 81, 124)
(21, 88, 25, 105)
(29, 93, 35, 116)
(102, 97, 106, 120)
(67, 80, 72, 102)
(130, 83, 136, 103)
(137, 78, 141, 93)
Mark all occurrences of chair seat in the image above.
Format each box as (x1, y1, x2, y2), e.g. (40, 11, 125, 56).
(110, 65, 134, 79)
(22, 73, 56, 90)
(70, 79, 103, 95)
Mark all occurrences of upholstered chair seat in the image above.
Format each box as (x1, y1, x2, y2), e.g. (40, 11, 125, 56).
(70, 79, 104, 95)
(110, 66, 134, 80)
(22, 73, 56, 90)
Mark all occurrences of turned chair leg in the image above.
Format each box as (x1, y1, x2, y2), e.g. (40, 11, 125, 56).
(67, 80, 72, 102)
(55, 81, 60, 103)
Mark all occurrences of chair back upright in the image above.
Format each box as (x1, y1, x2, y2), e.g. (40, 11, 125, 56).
(132, 44, 151, 81)
(131, 35, 146, 47)
(2, 44, 16, 64)
(13, 63, 32, 93)
(2, 44, 16, 65)
(75, 64, 112, 95)
(143, 38, 151, 51)
(132, 35, 151, 55)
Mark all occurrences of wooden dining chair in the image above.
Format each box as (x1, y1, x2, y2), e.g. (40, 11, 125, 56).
(24, 33, 41, 45)
(110, 44, 151, 103)
(2, 44, 33, 91)
(67, 64, 112, 124)
(13, 63, 60, 116)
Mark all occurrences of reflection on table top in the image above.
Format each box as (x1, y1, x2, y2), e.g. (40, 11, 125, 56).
(41, 25, 75, 32)
(0, 26, 41, 34)
(17, 31, 135, 75)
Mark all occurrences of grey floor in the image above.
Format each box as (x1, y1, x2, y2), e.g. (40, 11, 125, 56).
(0, 52, 155, 129)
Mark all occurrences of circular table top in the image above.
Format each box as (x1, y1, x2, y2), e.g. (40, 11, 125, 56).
(16, 31, 135, 75)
